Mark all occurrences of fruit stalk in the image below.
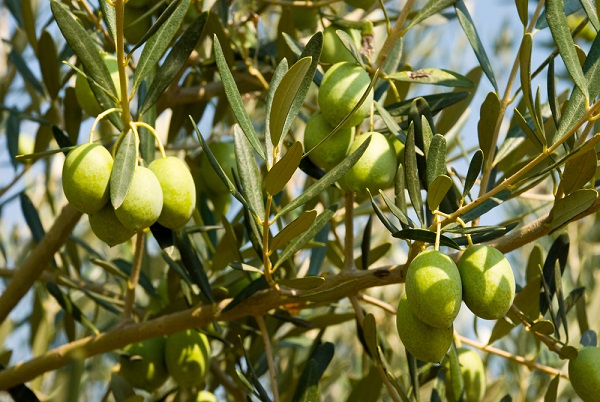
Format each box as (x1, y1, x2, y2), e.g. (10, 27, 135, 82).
(123, 230, 145, 320)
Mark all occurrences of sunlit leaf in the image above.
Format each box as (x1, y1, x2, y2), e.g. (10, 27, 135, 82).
(265, 141, 303, 196)
(110, 130, 137, 209)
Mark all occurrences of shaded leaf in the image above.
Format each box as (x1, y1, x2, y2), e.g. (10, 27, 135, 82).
(234, 125, 265, 219)
(519, 33, 546, 143)
(380, 190, 414, 228)
(549, 189, 598, 230)
(8, 49, 44, 96)
(271, 210, 317, 251)
(223, 276, 269, 312)
(174, 231, 215, 303)
(386, 92, 470, 118)
(477, 92, 501, 163)
(544, 375, 559, 402)
(110, 130, 137, 209)
(20, 193, 45, 244)
(38, 31, 60, 99)
(292, 342, 334, 402)
(355, 243, 391, 270)
(427, 175, 453, 211)
(392, 228, 461, 250)
(141, 12, 208, 114)
(463, 149, 483, 198)
(404, 125, 424, 225)
(561, 149, 597, 195)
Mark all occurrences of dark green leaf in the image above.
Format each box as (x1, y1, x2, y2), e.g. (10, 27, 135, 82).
(6, 113, 20, 169)
(174, 231, 214, 303)
(550, 189, 598, 230)
(426, 134, 447, 186)
(389, 68, 473, 88)
(140, 12, 208, 114)
(355, 242, 391, 270)
(99, 0, 117, 40)
(379, 190, 413, 228)
(234, 125, 265, 218)
(265, 141, 303, 195)
(392, 228, 461, 250)
(265, 60, 289, 167)
(8, 49, 44, 96)
(405, 0, 459, 31)
(46, 282, 98, 334)
(369, 193, 401, 234)
(513, 108, 544, 150)
(540, 233, 569, 315)
(292, 343, 334, 402)
(38, 31, 60, 99)
(463, 149, 483, 198)
(544, 375, 559, 402)
(271, 210, 317, 251)
(427, 175, 453, 211)
(516, 0, 528, 26)
(50, 0, 122, 130)
(274, 206, 337, 271)
(561, 150, 597, 195)
(110, 130, 137, 209)
(345, 365, 384, 402)
(212, 35, 265, 160)
(386, 92, 469, 117)
(548, 59, 561, 129)
(547, 0, 589, 101)
(477, 92, 501, 163)
(405, 125, 424, 225)
(452, 222, 518, 246)
(274, 136, 371, 219)
(519, 33, 546, 143)
(461, 189, 511, 223)
(223, 276, 269, 312)
(20, 193, 45, 243)
(454, 1, 497, 91)
(580, 0, 600, 30)
(133, 0, 190, 93)
(362, 314, 380, 360)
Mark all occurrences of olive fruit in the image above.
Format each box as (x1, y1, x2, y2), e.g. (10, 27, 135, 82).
(75, 53, 120, 117)
(149, 157, 196, 230)
(89, 204, 136, 246)
(118, 337, 169, 392)
(318, 62, 373, 129)
(321, 25, 360, 65)
(446, 348, 486, 402)
(396, 293, 453, 363)
(568, 346, 600, 401)
(196, 141, 237, 196)
(458, 245, 515, 320)
(124, 4, 152, 44)
(405, 249, 462, 328)
(338, 132, 397, 194)
(115, 166, 164, 230)
(165, 329, 211, 388)
(303, 111, 355, 171)
(62, 143, 113, 214)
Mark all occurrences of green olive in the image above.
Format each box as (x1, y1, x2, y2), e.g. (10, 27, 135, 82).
(114, 166, 163, 230)
(119, 337, 169, 392)
(338, 132, 397, 194)
(196, 141, 237, 196)
(89, 204, 136, 246)
(396, 293, 453, 363)
(62, 143, 113, 214)
(165, 329, 211, 388)
(318, 62, 373, 129)
(405, 249, 462, 328)
(75, 53, 120, 117)
(457, 245, 515, 320)
(303, 111, 355, 171)
(149, 156, 196, 230)
(446, 348, 486, 402)
(568, 346, 600, 401)
(321, 25, 360, 65)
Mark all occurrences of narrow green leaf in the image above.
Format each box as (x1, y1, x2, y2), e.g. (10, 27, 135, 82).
(274, 206, 336, 271)
(50, 0, 122, 130)
(519, 33, 546, 143)
(455, 1, 498, 91)
(405, 0, 459, 31)
(427, 175, 453, 211)
(38, 31, 60, 99)
(274, 136, 371, 219)
(110, 130, 137, 209)
(355, 243, 391, 270)
(561, 149, 597, 195)
(336, 30, 363, 65)
(392, 228, 461, 250)
(362, 314, 380, 360)
(270, 56, 311, 147)
(544, 375, 560, 402)
(516, 0, 529, 26)
(436, 66, 483, 135)
(404, 124, 424, 225)
(548, 59, 561, 129)
(461, 189, 511, 223)
(452, 222, 518, 246)
(133, 0, 190, 93)
(447, 345, 465, 402)
(463, 149, 483, 198)
(292, 343, 334, 402)
(388, 68, 473, 88)
(234, 125, 265, 219)
(265, 60, 289, 168)
(379, 190, 414, 228)
(513, 108, 544, 150)
(271, 210, 317, 251)
(555, 32, 600, 143)
(99, 0, 117, 40)
(20, 193, 45, 243)
(477, 92, 500, 163)
(540, 234, 570, 316)
(21, 0, 37, 51)
(140, 12, 207, 114)
(426, 134, 447, 186)
(580, 0, 600, 30)
(213, 35, 266, 160)
(550, 189, 598, 230)
(346, 366, 384, 402)
(46, 283, 98, 334)
(8, 49, 44, 95)
(547, 0, 589, 101)
(174, 231, 214, 303)
(386, 92, 469, 117)
(6, 113, 19, 169)
(369, 193, 401, 234)
(266, 141, 303, 195)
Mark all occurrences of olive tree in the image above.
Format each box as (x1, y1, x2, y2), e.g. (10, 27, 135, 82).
(0, 0, 599, 401)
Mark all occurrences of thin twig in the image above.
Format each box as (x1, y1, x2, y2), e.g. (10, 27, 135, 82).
(123, 230, 144, 321)
(255, 315, 279, 402)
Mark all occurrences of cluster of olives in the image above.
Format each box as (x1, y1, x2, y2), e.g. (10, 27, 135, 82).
(62, 143, 196, 246)
(396, 245, 516, 363)
(118, 329, 213, 399)
(305, 60, 402, 194)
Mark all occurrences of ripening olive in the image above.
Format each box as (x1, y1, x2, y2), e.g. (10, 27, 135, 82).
(568, 346, 600, 402)
(89, 204, 136, 246)
(321, 25, 360, 65)
(165, 329, 211, 388)
(118, 337, 169, 392)
(75, 53, 120, 117)
(446, 348, 487, 402)
(303, 111, 355, 171)
(114, 166, 163, 230)
(62, 143, 113, 214)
